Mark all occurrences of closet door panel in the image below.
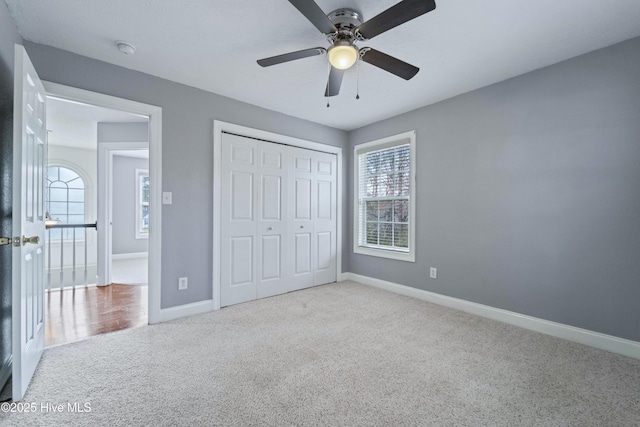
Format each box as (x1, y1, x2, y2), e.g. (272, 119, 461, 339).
(313, 152, 337, 285)
(256, 142, 290, 299)
(221, 134, 258, 306)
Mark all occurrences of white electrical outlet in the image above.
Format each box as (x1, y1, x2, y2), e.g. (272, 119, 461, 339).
(430, 267, 437, 279)
(178, 277, 188, 290)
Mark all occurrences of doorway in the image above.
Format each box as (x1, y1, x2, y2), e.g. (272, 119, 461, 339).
(44, 96, 150, 347)
(43, 82, 163, 326)
(44, 82, 162, 352)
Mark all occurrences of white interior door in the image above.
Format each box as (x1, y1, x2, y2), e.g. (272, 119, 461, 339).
(288, 148, 315, 290)
(312, 151, 337, 286)
(12, 45, 47, 401)
(220, 132, 337, 307)
(256, 141, 289, 299)
(288, 148, 337, 290)
(220, 134, 258, 306)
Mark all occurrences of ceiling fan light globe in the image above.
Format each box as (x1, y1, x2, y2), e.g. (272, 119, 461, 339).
(328, 44, 358, 70)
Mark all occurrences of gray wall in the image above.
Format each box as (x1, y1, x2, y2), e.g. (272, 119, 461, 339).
(348, 36, 640, 342)
(111, 155, 149, 255)
(24, 42, 350, 309)
(98, 121, 148, 143)
(97, 122, 150, 255)
(0, 1, 22, 389)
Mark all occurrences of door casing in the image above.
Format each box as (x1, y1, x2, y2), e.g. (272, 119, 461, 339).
(43, 81, 163, 324)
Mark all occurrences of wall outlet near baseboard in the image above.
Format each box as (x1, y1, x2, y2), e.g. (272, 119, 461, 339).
(429, 267, 437, 279)
(178, 277, 188, 290)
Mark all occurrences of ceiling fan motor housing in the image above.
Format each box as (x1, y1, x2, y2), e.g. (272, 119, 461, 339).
(327, 8, 363, 42)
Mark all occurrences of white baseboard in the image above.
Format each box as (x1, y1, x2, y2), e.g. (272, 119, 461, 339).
(0, 355, 11, 392)
(112, 252, 148, 260)
(157, 299, 214, 323)
(344, 272, 640, 360)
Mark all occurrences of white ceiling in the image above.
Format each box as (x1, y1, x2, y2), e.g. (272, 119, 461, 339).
(47, 96, 147, 150)
(48, 96, 148, 124)
(7, 0, 640, 131)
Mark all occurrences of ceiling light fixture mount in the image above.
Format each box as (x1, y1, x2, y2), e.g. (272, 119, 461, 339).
(325, 9, 362, 70)
(116, 41, 136, 55)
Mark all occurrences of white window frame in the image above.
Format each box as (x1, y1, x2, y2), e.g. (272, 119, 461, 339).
(353, 130, 416, 262)
(135, 168, 149, 239)
(46, 163, 90, 244)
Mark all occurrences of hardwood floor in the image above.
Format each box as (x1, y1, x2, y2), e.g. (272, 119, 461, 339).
(45, 284, 148, 348)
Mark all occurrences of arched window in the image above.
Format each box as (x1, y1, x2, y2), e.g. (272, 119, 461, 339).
(47, 166, 86, 239)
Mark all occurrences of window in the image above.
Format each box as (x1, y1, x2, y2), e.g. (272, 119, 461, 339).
(135, 169, 149, 239)
(354, 131, 416, 262)
(47, 166, 86, 240)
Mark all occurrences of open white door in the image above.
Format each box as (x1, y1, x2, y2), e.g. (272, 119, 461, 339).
(12, 45, 47, 401)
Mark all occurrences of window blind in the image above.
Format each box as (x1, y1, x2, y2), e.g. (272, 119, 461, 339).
(357, 143, 411, 251)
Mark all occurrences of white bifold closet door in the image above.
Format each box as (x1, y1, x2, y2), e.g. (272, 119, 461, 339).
(220, 133, 336, 307)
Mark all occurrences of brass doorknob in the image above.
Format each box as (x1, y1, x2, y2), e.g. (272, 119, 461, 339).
(22, 235, 40, 245)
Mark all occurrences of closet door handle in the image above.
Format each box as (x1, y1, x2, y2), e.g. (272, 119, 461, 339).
(300, 225, 304, 229)
(267, 227, 273, 231)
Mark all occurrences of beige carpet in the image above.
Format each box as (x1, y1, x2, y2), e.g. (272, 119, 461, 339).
(1, 281, 639, 426)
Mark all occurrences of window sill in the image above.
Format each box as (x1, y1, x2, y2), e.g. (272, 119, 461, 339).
(353, 245, 415, 262)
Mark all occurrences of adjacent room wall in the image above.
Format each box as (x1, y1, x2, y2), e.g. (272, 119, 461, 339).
(348, 36, 640, 342)
(24, 42, 350, 309)
(0, 1, 23, 390)
(97, 122, 149, 256)
(111, 155, 149, 255)
(97, 121, 148, 143)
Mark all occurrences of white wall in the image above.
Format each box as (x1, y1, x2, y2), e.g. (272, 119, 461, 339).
(112, 154, 149, 255)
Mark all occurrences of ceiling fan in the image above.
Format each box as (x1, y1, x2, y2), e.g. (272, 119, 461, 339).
(257, 0, 437, 98)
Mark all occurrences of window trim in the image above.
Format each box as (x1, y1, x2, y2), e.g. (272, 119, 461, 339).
(353, 130, 416, 262)
(46, 164, 89, 244)
(135, 168, 150, 240)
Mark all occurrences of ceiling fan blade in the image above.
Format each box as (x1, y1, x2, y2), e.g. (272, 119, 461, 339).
(257, 47, 326, 67)
(288, 0, 337, 34)
(356, 0, 436, 40)
(360, 48, 419, 80)
(325, 67, 344, 97)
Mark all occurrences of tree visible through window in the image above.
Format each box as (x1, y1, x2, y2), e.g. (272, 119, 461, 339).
(47, 166, 85, 240)
(362, 145, 411, 249)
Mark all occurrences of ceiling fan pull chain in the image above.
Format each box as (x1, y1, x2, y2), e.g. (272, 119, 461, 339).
(326, 62, 331, 107)
(356, 56, 360, 100)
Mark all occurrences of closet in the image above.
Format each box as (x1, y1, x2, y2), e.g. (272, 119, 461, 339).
(220, 132, 337, 307)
